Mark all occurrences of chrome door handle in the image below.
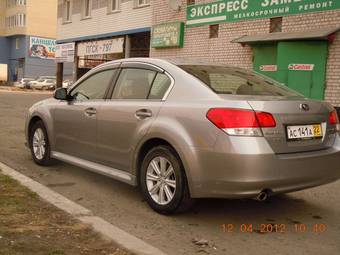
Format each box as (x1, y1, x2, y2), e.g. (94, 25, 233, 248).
(84, 107, 97, 117)
(135, 109, 152, 119)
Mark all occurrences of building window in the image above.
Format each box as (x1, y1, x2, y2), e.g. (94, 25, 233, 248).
(5, 13, 26, 28)
(137, 0, 150, 7)
(187, 0, 195, 5)
(270, 17, 282, 33)
(209, 24, 219, 39)
(82, 0, 92, 18)
(63, 0, 72, 23)
(17, 0, 26, 5)
(15, 38, 20, 50)
(6, 0, 26, 7)
(108, 0, 120, 12)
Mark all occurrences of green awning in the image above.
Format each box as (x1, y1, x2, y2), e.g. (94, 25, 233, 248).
(232, 26, 340, 44)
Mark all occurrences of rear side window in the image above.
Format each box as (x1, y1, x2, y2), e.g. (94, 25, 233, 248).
(70, 69, 115, 101)
(180, 65, 300, 97)
(149, 73, 172, 100)
(112, 68, 157, 99)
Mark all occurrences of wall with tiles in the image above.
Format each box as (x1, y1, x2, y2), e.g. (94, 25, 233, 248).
(57, 0, 152, 41)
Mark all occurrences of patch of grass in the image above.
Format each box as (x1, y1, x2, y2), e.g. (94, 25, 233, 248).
(0, 173, 131, 255)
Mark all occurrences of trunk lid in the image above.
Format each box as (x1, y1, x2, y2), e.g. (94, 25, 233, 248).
(246, 98, 336, 154)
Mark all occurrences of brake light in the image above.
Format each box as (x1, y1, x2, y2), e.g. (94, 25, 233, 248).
(329, 110, 339, 125)
(207, 108, 276, 136)
(255, 112, 276, 128)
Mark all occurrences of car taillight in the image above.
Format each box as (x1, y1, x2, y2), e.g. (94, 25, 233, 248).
(255, 112, 277, 128)
(206, 108, 276, 136)
(329, 110, 339, 125)
(329, 110, 340, 133)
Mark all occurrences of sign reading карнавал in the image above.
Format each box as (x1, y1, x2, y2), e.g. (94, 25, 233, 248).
(187, 0, 340, 27)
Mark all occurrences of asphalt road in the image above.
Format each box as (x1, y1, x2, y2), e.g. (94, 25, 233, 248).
(0, 91, 339, 255)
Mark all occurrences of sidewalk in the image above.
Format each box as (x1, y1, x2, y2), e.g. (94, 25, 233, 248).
(0, 86, 53, 94)
(0, 173, 130, 255)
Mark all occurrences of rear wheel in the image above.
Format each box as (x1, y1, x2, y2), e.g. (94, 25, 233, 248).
(140, 145, 194, 214)
(29, 120, 54, 166)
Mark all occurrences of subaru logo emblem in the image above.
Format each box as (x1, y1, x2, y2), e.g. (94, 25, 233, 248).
(300, 103, 310, 111)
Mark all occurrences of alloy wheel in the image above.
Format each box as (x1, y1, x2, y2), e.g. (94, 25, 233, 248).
(32, 128, 46, 160)
(146, 156, 176, 205)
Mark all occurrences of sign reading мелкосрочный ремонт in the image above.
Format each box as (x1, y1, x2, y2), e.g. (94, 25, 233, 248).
(187, 0, 340, 27)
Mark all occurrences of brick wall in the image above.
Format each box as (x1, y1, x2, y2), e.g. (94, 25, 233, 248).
(151, 0, 340, 105)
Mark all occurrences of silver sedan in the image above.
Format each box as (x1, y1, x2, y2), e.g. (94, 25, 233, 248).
(25, 58, 340, 214)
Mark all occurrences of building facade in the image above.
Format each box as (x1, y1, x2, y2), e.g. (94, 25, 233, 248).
(0, 0, 58, 81)
(56, 0, 151, 79)
(150, 0, 340, 106)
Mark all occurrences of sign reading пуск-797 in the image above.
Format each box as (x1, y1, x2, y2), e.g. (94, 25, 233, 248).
(187, 0, 340, 27)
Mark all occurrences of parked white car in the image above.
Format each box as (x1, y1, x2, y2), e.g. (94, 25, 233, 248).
(62, 79, 73, 88)
(28, 76, 56, 88)
(31, 79, 56, 90)
(15, 78, 35, 88)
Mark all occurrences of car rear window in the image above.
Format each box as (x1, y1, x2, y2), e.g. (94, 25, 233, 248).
(179, 65, 300, 97)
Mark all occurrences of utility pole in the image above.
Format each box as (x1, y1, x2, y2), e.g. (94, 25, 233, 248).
(56, 62, 63, 88)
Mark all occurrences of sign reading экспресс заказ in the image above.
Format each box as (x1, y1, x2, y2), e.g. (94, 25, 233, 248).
(187, 0, 340, 27)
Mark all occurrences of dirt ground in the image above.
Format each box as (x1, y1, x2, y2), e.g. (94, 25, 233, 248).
(0, 173, 130, 255)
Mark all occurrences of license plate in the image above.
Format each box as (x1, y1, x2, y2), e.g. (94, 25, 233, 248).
(287, 124, 322, 140)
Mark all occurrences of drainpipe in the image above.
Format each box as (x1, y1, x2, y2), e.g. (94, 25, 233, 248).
(125, 35, 131, 59)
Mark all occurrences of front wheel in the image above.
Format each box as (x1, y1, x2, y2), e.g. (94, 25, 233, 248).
(140, 145, 194, 214)
(29, 120, 54, 166)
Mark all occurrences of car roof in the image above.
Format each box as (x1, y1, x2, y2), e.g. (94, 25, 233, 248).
(94, 57, 248, 75)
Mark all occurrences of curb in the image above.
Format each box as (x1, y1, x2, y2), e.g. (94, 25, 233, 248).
(0, 89, 52, 95)
(0, 162, 167, 255)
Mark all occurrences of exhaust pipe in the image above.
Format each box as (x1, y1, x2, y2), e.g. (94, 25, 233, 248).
(255, 190, 269, 201)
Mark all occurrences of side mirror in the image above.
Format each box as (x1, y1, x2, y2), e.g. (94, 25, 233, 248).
(54, 88, 69, 100)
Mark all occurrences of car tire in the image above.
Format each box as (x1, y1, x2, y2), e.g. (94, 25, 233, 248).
(140, 145, 194, 214)
(29, 120, 55, 166)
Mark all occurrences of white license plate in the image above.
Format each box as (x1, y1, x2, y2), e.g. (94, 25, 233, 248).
(287, 124, 322, 140)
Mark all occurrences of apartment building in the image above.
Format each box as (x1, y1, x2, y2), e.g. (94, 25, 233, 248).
(150, 0, 340, 106)
(0, 0, 58, 81)
(57, 0, 151, 78)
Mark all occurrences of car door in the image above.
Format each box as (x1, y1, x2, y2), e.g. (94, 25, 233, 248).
(96, 63, 173, 172)
(54, 67, 117, 162)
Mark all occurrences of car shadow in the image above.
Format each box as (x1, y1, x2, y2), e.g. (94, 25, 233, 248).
(173, 194, 332, 228)
(46, 161, 334, 227)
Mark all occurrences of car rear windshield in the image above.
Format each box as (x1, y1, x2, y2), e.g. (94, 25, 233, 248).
(179, 65, 300, 97)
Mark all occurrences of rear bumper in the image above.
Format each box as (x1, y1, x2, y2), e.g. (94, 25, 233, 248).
(185, 133, 340, 198)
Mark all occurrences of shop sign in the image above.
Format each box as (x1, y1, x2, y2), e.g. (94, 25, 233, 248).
(260, 65, 277, 72)
(29, 36, 56, 59)
(151, 22, 185, 48)
(55, 42, 75, 63)
(78, 55, 107, 69)
(77, 38, 124, 57)
(187, 0, 340, 27)
(288, 64, 314, 71)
